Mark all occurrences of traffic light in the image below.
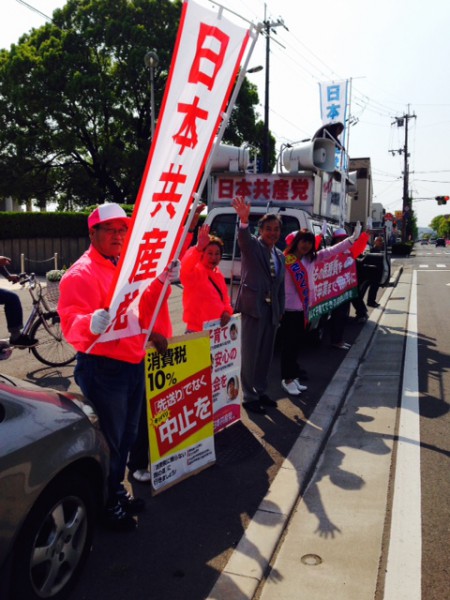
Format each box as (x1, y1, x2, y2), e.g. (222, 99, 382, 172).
(435, 196, 449, 205)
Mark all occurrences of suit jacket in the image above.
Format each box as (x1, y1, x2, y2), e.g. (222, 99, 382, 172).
(235, 225, 285, 325)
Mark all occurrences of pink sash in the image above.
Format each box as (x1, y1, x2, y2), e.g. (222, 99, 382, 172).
(285, 253, 310, 325)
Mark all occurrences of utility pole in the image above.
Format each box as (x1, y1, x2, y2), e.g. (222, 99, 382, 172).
(261, 10, 287, 173)
(390, 107, 416, 241)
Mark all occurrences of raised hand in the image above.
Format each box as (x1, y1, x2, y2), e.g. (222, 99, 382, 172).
(231, 196, 250, 224)
(196, 224, 211, 251)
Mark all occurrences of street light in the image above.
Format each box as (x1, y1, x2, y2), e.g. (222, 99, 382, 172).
(144, 50, 159, 139)
(246, 65, 263, 74)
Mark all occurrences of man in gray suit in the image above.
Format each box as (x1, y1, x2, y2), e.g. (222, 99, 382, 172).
(232, 196, 285, 414)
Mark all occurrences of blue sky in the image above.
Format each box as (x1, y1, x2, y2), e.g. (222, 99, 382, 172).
(2, 0, 450, 227)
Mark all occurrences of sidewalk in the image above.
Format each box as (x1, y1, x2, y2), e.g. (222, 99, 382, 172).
(207, 266, 406, 599)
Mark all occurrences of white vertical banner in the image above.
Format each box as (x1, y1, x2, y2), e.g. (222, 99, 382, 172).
(93, 0, 251, 347)
(319, 79, 349, 171)
(319, 79, 350, 225)
(319, 79, 349, 126)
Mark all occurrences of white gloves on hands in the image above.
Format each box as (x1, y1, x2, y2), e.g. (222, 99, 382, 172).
(90, 309, 111, 335)
(349, 221, 362, 243)
(167, 260, 181, 283)
(158, 259, 181, 284)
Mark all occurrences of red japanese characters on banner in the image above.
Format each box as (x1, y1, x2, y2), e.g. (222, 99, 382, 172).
(212, 174, 314, 207)
(91, 0, 251, 348)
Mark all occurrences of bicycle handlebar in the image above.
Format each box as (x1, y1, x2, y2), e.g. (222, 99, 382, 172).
(18, 272, 36, 285)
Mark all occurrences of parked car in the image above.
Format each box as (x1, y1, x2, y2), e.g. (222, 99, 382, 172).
(435, 238, 446, 247)
(0, 374, 109, 600)
(420, 239, 429, 245)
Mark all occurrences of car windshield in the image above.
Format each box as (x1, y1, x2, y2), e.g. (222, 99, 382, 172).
(207, 213, 301, 260)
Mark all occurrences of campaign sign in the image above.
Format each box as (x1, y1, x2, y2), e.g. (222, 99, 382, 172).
(203, 314, 242, 433)
(146, 332, 215, 493)
(309, 252, 358, 320)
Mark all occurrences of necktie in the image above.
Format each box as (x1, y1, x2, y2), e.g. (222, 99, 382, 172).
(270, 250, 276, 279)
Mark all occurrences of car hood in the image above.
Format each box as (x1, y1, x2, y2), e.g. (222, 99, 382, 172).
(0, 391, 84, 456)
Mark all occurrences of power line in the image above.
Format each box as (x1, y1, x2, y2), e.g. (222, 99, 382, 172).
(15, 0, 51, 21)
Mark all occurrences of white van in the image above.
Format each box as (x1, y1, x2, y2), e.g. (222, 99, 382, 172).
(204, 206, 333, 283)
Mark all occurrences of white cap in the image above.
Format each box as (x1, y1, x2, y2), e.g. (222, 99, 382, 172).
(88, 203, 130, 229)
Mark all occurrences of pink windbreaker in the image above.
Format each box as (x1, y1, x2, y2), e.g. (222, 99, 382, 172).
(180, 246, 233, 332)
(58, 245, 172, 363)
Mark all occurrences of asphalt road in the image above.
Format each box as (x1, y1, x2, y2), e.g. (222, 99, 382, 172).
(2, 243, 448, 599)
(1, 273, 375, 600)
(251, 243, 450, 600)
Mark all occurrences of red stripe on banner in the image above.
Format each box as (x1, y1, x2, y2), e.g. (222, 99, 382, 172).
(193, 27, 251, 189)
(104, 1, 191, 308)
(94, 0, 252, 349)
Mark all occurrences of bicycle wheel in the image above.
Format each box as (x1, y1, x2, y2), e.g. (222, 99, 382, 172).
(30, 312, 76, 367)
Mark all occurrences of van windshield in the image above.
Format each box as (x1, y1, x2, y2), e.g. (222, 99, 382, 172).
(207, 213, 301, 260)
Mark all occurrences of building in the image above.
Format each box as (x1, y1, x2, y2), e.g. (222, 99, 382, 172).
(0, 197, 22, 212)
(371, 202, 385, 227)
(348, 157, 373, 226)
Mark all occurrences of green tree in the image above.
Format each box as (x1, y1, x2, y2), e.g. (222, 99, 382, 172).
(0, 0, 265, 210)
(430, 214, 450, 238)
(410, 207, 418, 241)
(223, 75, 275, 172)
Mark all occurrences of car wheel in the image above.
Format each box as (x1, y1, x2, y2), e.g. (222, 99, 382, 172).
(9, 473, 96, 600)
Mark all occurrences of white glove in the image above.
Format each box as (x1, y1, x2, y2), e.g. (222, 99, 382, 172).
(321, 220, 328, 237)
(90, 309, 111, 335)
(349, 221, 362, 242)
(158, 260, 181, 284)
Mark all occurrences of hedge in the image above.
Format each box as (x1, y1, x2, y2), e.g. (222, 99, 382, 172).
(0, 205, 135, 239)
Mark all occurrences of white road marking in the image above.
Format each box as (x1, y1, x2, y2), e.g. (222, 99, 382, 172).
(419, 265, 428, 268)
(436, 264, 446, 268)
(384, 270, 421, 600)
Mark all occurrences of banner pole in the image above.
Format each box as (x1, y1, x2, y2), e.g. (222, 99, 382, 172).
(144, 22, 262, 347)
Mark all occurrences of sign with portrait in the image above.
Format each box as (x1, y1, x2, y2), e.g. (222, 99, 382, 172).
(204, 314, 242, 433)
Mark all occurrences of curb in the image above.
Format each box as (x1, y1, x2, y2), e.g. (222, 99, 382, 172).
(207, 266, 404, 600)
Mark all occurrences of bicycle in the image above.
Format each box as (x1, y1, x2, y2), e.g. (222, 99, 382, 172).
(16, 273, 76, 367)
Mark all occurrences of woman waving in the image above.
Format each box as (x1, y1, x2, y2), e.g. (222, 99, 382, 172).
(180, 224, 233, 332)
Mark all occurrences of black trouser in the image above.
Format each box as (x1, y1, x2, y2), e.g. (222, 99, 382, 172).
(329, 301, 350, 344)
(279, 310, 306, 380)
(127, 396, 149, 473)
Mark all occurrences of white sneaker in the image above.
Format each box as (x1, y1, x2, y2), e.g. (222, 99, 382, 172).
(294, 379, 308, 392)
(132, 469, 152, 483)
(281, 379, 301, 395)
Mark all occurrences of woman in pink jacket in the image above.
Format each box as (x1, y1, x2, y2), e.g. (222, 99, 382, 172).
(180, 224, 233, 332)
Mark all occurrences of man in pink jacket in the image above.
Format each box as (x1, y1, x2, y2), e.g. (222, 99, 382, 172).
(58, 203, 175, 531)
